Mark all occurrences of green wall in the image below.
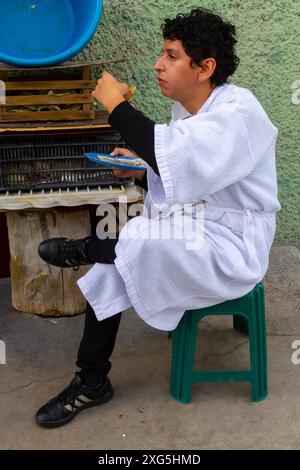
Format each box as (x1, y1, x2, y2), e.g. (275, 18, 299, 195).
(77, 0, 300, 242)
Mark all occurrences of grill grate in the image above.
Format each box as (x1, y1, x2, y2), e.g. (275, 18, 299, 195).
(0, 134, 130, 192)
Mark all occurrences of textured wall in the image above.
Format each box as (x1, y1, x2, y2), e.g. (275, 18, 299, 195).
(77, 0, 300, 242)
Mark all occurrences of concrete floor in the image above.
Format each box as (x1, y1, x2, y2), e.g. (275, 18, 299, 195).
(0, 244, 300, 450)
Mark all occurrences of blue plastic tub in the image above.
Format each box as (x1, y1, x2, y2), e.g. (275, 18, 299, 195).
(0, 0, 103, 67)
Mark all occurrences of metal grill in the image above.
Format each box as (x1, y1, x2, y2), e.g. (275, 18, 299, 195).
(0, 133, 130, 192)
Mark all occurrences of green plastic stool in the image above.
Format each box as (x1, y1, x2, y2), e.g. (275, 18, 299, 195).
(170, 283, 268, 404)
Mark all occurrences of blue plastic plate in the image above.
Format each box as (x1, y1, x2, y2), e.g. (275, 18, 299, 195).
(85, 153, 147, 171)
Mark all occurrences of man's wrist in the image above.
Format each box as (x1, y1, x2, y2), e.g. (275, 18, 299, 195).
(103, 92, 126, 115)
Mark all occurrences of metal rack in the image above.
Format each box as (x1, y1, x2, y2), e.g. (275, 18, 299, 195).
(0, 134, 131, 192)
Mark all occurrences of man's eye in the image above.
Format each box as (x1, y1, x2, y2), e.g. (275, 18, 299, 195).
(168, 55, 176, 59)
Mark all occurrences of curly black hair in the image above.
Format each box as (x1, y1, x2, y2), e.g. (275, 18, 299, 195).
(161, 8, 240, 87)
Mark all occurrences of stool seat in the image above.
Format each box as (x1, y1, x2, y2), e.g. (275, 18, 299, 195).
(170, 283, 267, 404)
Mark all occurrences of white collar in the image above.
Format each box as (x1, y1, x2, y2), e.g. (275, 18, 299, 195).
(172, 83, 231, 121)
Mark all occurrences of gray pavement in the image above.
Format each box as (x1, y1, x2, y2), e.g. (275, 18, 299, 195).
(0, 244, 300, 450)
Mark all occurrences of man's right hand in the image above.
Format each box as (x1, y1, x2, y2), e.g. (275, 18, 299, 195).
(110, 148, 146, 181)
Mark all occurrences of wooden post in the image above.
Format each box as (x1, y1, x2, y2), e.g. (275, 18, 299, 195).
(6, 208, 91, 316)
(0, 212, 10, 278)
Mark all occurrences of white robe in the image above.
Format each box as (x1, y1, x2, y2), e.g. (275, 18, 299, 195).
(78, 83, 281, 331)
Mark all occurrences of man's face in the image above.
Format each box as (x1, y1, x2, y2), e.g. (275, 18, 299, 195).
(154, 39, 202, 102)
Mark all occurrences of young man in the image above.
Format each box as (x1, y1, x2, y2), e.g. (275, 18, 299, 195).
(36, 8, 280, 428)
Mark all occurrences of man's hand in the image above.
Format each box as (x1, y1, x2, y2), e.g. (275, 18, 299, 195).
(92, 72, 130, 114)
(111, 148, 146, 181)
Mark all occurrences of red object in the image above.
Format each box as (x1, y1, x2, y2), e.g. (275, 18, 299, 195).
(0, 213, 10, 278)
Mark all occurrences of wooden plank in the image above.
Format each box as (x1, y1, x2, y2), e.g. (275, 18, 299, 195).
(0, 58, 125, 71)
(0, 123, 110, 134)
(0, 71, 8, 81)
(0, 111, 109, 130)
(0, 110, 95, 122)
(82, 66, 91, 112)
(5, 80, 94, 91)
(1, 94, 94, 106)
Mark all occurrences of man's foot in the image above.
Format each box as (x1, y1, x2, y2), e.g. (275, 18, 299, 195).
(35, 374, 113, 428)
(38, 237, 93, 268)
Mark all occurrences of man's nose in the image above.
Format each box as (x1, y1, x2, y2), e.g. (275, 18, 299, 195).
(154, 56, 164, 71)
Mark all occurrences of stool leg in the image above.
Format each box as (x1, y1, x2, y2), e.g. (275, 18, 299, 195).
(180, 314, 199, 403)
(170, 318, 188, 402)
(255, 286, 268, 401)
(170, 312, 198, 404)
(233, 315, 249, 335)
(248, 286, 268, 402)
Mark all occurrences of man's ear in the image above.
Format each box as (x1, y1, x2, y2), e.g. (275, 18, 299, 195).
(197, 58, 217, 82)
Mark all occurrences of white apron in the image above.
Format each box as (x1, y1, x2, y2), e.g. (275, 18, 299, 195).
(78, 83, 281, 331)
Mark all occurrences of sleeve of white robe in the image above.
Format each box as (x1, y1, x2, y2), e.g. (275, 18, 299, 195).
(154, 107, 256, 205)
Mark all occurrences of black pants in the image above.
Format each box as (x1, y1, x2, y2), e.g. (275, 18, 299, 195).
(76, 235, 120, 386)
